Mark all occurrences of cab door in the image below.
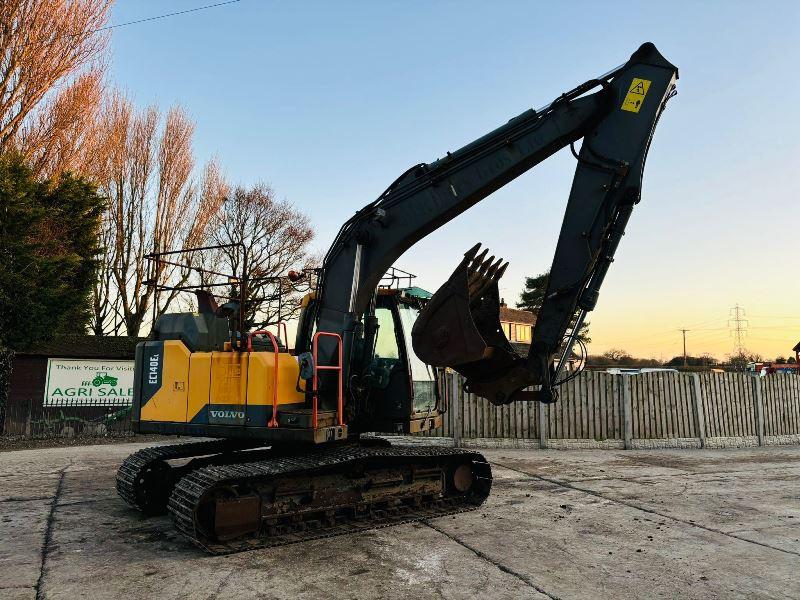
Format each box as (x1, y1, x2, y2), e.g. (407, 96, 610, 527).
(365, 293, 442, 433)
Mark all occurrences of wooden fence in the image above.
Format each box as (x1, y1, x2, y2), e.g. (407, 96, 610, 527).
(422, 371, 800, 447)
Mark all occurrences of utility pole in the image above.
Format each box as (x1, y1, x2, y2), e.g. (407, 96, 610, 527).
(679, 328, 690, 366)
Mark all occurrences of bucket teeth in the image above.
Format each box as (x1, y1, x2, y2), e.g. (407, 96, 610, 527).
(494, 261, 509, 281)
(479, 256, 495, 276)
(463, 242, 483, 262)
(469, 248, 489, 273)
(411, 241, 515, 374)
(465, 248, 508, 304)
(484, 258, 503, 279)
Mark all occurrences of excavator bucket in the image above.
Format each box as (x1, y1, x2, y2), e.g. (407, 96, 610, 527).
(412, 243, 520, 379)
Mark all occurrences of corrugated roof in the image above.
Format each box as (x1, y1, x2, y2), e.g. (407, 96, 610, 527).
(402, 286, 432, 300)
(15, 335, 145, 359)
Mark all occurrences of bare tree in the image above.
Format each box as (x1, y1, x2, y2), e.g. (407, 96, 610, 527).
(21, 68, 104, 179)
(0, 0, 111, 172)
(90, 93, 227, 337)
(89, 207, 118, 335)
(206, 184, 315, 330)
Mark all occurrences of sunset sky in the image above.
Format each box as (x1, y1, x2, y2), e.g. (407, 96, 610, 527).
(110, 1, 800, 362)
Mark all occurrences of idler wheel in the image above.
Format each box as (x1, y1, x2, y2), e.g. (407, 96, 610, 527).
(451, 464, 474, 493)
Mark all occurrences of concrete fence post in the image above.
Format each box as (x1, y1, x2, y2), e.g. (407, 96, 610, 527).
(752, 376, 764, 447)
(621, 375, 633, 450)
(451, 371, 461, 448)
(691, 373, 706, 448)
(537, 401, 547, 449)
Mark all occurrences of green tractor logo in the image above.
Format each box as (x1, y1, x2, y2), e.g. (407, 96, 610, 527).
(91, 372, 118, 387)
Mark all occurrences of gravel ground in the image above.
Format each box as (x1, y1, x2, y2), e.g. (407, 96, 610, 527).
(0, 440, 798, 599)
(0, 434, 181, 452)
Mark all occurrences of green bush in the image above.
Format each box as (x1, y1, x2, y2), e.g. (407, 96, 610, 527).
(0, 155, 104, 351)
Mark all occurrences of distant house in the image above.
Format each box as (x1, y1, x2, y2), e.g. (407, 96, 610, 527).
(499, 302, 535, 344)
(499, 302, 537, 358)
(498, 302, 580, 371)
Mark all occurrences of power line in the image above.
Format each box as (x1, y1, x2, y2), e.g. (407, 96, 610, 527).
(748, 315, 800, 320)
(15, 0, 244, 49)
(99, 1, 243, 32)
(600, 317, 728, 345)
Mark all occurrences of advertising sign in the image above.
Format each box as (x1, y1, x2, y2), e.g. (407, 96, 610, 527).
(44, 359, 135, 406)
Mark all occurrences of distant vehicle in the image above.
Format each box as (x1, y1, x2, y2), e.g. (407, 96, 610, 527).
(748, 362, 798, 376)
(605, 367, 679, 375)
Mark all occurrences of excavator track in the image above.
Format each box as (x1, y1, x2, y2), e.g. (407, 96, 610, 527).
(167, 444, 492, 554)
(116, 439, 264, 515)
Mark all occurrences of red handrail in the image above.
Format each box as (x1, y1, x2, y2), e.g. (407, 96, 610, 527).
(311, 331, 344, 429)
(248, 330, 280, 428)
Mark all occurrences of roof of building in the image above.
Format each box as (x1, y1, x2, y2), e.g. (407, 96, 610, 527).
(402, 286, 432, 300)
(499, 305, 536, 325)
(14, 335, 145, 359)
(794, 341, 800, 352)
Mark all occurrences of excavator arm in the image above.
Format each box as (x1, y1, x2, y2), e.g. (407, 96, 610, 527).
(303, 42, 677, 407)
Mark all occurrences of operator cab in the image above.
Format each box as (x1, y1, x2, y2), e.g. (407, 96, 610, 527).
(366, 287, 443, 434)
(295, 284, 444, 435)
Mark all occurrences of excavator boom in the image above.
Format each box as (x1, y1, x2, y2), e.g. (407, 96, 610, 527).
(304, 42, 678, 407)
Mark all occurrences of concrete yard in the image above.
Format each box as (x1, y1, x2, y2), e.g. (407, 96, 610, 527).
(1, 442, 798, 600)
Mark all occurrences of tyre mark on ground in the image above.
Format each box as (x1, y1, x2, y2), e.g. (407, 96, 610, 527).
(493, 462, 800, 558)
(34, 461, 71, 600)
(423, 521, 561, 600)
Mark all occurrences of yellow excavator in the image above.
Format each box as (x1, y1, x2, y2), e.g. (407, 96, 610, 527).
(117, 43, 678, 553)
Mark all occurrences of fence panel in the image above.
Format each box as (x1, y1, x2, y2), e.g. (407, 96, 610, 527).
(6, 368, 800, 443)
(424, 371, 800, 443)
(762, 374, 800, 436)
(2, 400, 131, 438)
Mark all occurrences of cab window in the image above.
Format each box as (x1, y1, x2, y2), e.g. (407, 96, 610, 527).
(397, 302, 437, 413)
(374, 307, 400, 360)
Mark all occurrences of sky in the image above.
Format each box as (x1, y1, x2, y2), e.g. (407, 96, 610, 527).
(108, 0, 800, 362)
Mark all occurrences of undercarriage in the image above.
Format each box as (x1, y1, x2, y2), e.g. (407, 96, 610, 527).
(116, 439, 492, 554)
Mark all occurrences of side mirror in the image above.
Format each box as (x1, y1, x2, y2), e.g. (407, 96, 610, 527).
(296, 352, 315, 380)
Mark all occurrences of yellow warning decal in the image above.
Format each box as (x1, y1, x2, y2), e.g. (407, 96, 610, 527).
(621, 78, 651, 113)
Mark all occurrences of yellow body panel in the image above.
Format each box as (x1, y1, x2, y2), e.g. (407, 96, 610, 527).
(187, 352, 212, 421)
(140, 340, 190, 422)
(141, 340, 306, 425)
(246, 353, 306, 408)
(210, 352, 249, 408)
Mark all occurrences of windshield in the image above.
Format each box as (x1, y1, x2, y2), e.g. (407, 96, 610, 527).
(374, 307, 400, 360)
(396, 302, 437, 413)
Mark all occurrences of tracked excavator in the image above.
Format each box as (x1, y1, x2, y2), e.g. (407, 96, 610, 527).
(117, 43, 678, 553)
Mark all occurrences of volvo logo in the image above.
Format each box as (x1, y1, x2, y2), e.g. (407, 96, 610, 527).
(210, 410, 245, 419)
